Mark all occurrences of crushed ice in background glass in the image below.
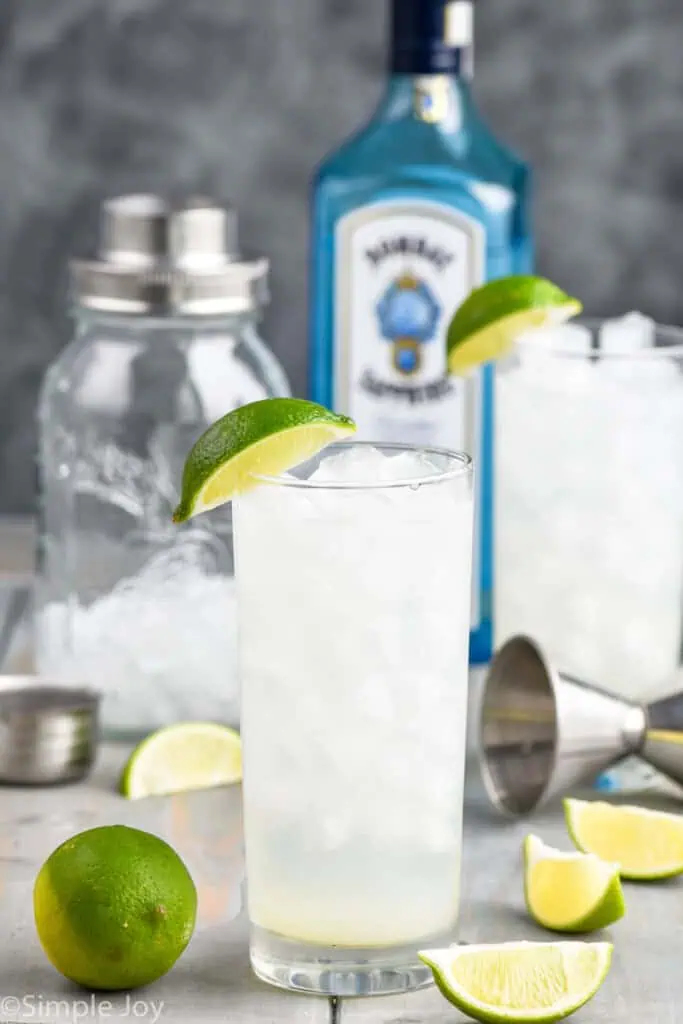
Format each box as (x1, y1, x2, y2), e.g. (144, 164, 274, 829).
(496, 313, 683, 710)
(596, 312, 676, 389)
(519, 321, 593, 356)
(599, 311, 655, 354)
(517, 323, 595, 395)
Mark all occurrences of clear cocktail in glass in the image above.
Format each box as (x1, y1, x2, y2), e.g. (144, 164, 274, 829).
(234, 442, 473, 996)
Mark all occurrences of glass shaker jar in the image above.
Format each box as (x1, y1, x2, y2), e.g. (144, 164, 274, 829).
(35, 195, 290, 738)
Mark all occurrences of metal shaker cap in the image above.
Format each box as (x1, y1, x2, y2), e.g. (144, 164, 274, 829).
(71, 194, 269, 316)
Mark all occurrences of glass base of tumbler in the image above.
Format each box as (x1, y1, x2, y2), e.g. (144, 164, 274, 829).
(250, 923, 449, 996)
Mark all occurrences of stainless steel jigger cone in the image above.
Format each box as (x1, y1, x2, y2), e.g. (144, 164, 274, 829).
(478, 634, 683, 816)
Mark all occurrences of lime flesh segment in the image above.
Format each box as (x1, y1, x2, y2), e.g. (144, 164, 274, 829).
(419, 940, 612, 1024)
(565, 798, 683, 880)
(173, 398, 356, 522)
(524, 834, 625, 933)
(120, 723, 242, 799)
(447, 275, 582, 375)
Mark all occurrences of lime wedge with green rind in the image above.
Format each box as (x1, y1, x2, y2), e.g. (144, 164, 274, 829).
(173, 398, 356, 522)
(524, 834, 625, 934)
(120, 722, 242, 799)
(447, 275, 582, 375)
(565, 798, 683, 881)
(419, 940, 612, 1024)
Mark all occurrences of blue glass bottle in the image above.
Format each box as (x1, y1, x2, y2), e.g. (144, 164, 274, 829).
(309, 0, 532, 664)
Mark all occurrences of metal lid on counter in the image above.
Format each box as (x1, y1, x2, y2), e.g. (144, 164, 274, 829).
(0, 678, 100, 785)
(71, 195, 269, 316)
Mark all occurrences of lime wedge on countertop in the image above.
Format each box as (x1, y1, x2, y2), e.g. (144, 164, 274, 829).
(419, 940, 612, 1023)
(120, 722, 242, 799)
(565, 798, 683, 880)
(524, 834, 625, 933)
(447, 276, 582, 375)
(173, 398, 356, 522)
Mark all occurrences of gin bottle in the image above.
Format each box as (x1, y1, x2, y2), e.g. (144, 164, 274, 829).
(309, 0, 532, 663)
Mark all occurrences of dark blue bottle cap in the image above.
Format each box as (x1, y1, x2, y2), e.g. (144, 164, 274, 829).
(390, 0, 469, 75)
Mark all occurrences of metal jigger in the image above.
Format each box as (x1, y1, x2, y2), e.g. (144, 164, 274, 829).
(479, 634, 683, 816)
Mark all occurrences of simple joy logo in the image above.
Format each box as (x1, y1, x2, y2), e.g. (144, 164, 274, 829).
(0, 994, 164, 1022)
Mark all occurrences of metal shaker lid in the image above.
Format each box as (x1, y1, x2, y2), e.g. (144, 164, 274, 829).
(71, 195, 269, 316)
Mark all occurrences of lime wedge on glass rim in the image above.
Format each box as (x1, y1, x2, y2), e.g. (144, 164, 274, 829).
(419, 940, 612, 1024)
(523, 834, 625, 934)
(172, 398, 356, 522)
(565, 798, 683, 881)
(447, 275, 582, 375)
(120, 723, 242, 799)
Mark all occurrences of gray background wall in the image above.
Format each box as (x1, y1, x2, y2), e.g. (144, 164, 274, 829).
(0, 0, 680, 513)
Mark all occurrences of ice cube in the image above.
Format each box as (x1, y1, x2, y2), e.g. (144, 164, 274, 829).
(308, 445, 381, 483)
(515, 323, 595, 394)
(559, 359, 597, 394)
(599, 312, 655, 354)
(518, 322, 593, 356)
(382, 450, 442, 481)
(310, 445, 441, 485)
(595, 351, 680, 388)
(516, 350, 595, 395)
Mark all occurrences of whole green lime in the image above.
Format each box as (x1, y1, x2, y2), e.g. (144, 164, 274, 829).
(34, 825, 197, 990)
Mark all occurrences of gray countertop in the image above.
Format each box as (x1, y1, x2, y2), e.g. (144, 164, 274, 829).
(0, 743, 678, 1023)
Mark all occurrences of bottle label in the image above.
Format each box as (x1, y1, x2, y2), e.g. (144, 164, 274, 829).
(334, 199, 485, 626)
(414, 76, 452, 124)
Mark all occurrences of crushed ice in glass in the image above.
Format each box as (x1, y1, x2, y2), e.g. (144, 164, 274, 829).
(496, 311, 683, 710)
(308, 445, 442, 485)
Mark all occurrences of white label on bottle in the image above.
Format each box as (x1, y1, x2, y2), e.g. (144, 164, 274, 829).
(334, 199, 485, 627)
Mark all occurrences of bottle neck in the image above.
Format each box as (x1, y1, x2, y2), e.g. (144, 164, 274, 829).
(377, 73, 473, 129)
(389, 0, 473, 78)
